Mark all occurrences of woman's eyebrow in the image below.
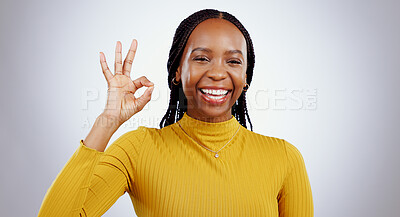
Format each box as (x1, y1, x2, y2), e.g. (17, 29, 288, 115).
(191, 47, 212, 54)
(191, 47, 243, 56)
(224, 50, 243, 55)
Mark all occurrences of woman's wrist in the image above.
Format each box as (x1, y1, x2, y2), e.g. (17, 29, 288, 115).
(97, 113, 123, 130)
(83, 114, 122, 152)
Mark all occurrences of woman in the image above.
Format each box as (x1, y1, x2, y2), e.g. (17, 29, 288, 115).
(38, 9, 313, 217)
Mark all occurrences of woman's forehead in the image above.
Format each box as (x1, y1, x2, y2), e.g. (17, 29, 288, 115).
(185, 18, 247, 53)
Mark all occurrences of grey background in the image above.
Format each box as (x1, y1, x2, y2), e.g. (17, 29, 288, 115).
(1, 0, 399, 216)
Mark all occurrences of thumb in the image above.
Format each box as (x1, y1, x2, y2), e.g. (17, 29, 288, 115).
(135, 85, 154, 111)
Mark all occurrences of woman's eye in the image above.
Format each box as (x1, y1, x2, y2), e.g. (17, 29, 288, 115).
(228, 60, 242, 65)
(194, 57, 209, 62)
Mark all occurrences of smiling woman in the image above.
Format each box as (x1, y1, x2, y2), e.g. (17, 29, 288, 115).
(160, 10, 255, 130)
(176, 18, 247, 122)
(38, 9, 313, 217)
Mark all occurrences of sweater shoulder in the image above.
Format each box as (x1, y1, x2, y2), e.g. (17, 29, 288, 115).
(103, 126, 151, 158)
(245, 130, 306, 175)
(242, 127, 288, 150)
(241, 128, 295, 172)
(112, 126, 149, 145)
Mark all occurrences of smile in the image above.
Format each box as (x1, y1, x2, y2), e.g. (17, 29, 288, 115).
(199, 88, 231, 104)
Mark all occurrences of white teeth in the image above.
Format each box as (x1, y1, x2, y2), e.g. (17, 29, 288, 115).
(200, 89, 228, 95)
(207, 95, 225, 100)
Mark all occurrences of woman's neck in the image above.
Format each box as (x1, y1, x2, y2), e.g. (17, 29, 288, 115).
(186, 109, 232, 123)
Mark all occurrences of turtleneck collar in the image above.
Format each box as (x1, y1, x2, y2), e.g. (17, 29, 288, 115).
(174, 112, 241, 151)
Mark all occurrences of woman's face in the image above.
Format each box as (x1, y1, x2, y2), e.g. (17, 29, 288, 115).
(176, 18, 247, 122)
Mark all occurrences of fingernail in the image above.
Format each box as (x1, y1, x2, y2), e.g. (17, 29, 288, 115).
(99, 52, 104, 61)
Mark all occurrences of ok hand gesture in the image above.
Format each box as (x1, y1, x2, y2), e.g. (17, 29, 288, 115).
(100, 40, 154, 126)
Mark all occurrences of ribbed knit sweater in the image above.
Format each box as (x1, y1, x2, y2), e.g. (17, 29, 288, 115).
(38, 113, 313, 216)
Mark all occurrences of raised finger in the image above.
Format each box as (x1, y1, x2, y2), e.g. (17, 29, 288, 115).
(114, 41, 123, 75)
(135, 85, 154, 112)
(132, 76, 154, 92)
(100, 52, 113, 82)
(122, 39, 137, 77)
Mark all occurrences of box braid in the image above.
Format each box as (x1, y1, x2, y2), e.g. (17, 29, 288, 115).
(160, 9, 255, 131)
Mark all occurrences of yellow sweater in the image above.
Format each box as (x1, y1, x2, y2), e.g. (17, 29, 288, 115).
(38, 113, 313, 217)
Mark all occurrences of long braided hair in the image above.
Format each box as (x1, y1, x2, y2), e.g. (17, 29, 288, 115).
(159, 9, 255, 130)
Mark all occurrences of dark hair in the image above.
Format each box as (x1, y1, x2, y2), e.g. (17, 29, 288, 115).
(159, 9, 255, 130)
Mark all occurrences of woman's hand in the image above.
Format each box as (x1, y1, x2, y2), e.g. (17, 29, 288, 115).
(99, 39, 154, 126)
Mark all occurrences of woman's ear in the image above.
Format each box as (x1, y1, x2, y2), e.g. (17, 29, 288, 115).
(176, 67, 181, 82)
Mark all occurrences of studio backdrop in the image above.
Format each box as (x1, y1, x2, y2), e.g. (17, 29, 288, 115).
(0, 0, 399, 216)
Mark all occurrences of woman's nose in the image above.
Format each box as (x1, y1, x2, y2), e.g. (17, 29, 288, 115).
(207, 62, 228, 81)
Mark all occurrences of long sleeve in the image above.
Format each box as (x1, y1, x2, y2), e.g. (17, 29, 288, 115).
(278, 140, 314, 217)
(38, 127, 146, 217)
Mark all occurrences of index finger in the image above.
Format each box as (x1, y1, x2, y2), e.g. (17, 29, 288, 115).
(122, 39, 137, 77)
(100, 52, 113, 82)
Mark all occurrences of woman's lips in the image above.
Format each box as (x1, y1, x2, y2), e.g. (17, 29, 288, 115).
(198, 88, 231, 105)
